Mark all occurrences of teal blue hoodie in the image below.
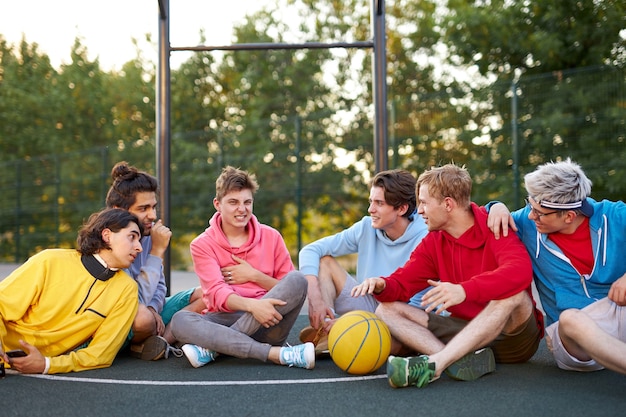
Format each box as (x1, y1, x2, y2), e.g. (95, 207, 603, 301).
(510, 198, 626, 325)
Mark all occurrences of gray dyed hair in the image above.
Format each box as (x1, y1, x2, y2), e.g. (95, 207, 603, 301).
(524, 158, 592, 205)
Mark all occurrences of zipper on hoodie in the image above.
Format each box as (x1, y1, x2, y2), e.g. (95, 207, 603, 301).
(538, 217, 605, 300)
(580, 274, 592, 298)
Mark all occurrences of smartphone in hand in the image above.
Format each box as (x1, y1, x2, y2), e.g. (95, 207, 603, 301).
(6, 350, 27, 358)
(1, 350, 27, 378)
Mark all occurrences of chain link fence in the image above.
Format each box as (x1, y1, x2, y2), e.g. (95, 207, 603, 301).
(1, 66, 624, 267)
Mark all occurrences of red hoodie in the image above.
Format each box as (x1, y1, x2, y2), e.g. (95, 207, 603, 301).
(376, 203, 537, 322)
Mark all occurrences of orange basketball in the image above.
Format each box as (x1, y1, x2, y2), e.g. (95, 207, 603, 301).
(328, 310, 391, 375)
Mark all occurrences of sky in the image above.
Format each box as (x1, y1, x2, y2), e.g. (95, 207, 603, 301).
(0, 0, 272, 70)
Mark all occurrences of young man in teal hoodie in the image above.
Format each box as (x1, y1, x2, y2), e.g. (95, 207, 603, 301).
(489, 158, 626, 375)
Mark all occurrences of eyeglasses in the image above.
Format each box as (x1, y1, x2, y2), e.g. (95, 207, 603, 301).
(525, 198, 559, 218)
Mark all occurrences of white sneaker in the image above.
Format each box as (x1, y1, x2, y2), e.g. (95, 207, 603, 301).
(181, 344, 217, 368)
(280, 342, 315, 369)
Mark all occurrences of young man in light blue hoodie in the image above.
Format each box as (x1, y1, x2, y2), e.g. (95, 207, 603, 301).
(488, 158, 626, 375)
(298, 170, 429, 350)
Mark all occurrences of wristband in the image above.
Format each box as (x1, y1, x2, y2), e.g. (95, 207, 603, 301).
(43, 357, 50, 374)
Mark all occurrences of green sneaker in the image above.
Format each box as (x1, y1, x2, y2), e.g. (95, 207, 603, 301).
(445, 347, 496, 381)
(387, 355, 436, 388)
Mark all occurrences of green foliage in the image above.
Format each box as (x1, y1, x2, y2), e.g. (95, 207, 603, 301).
(0, 0, 625, 268)
(433, 0, 626, 206)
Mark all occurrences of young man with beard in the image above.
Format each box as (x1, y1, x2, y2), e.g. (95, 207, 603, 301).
(106, 162, 205, 360)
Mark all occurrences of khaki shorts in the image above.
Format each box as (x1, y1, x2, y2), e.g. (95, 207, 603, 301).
(545, 297, 626, 371)
(427, 311, 541, 364)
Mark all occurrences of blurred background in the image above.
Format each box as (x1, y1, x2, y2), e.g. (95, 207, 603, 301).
(1, 0, 624, 270)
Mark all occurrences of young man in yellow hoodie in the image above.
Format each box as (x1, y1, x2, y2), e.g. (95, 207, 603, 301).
(0, 208, 142, 374)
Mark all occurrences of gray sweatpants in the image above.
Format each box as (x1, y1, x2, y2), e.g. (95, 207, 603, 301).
(171, 271, 307, 362)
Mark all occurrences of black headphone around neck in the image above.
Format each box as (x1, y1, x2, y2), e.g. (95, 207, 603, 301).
(81, 255, 117, 281)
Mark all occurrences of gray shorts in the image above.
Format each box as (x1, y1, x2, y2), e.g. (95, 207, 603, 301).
(334, 273, 379, 315)
(335, 275, 441, 316)
(546, 297, 626, 371)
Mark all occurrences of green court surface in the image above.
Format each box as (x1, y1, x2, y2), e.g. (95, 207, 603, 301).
(1, 264, 624, 416)
(3, 314, 624, 417)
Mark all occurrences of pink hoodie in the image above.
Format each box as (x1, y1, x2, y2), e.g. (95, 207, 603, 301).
(190, 212, 294, 312)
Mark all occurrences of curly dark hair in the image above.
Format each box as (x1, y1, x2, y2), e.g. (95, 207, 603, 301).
(77, 208, 142, 255)
(105, 161, 158, 209)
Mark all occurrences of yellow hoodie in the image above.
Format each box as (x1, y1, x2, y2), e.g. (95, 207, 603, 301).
(0, 249, 138, 373)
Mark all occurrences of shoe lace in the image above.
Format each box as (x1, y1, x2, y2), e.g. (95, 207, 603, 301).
(408, 356, 435, 387)
(201, 347, 216, 361)
(282, 344, 306, 367)
(312, 327, 326, 346)
(166, 345, 184, 359)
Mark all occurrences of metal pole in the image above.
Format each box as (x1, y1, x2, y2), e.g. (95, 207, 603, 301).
(371, 0, 388, 173)
(157, 0, 387, 278)
(295, 116, 302, 253)
(390, 98, 397, 168)
(511, 77, 520, 207)
(157, 0, 171, 293)
(171, 41, 372, 52)
(15, 161, 21, 263)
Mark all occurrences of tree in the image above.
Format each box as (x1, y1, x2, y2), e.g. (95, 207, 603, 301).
(437, 0, 626, 204)
(1, 0, 625, 265)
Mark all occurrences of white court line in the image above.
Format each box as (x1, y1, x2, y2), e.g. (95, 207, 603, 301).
(22, 372, 387, 386)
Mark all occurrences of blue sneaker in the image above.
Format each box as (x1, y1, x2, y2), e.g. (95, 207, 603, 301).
(280, 342, 315, 369)
(181, 344, 217, 368)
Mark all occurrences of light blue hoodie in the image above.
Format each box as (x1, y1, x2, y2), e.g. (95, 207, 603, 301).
(510, 198, 626, 325)
(298, 215, 428, 282)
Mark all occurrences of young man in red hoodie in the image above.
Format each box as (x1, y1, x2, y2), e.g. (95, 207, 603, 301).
(352, 164, 544, 388)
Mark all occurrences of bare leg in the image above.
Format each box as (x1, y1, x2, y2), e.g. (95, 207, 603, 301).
(131, 304, 157, 342)
(559, 308, 626, 375)
(317, 256, 348, 308)
(188, 287, 205, 306)
(380, 291, 533, 378)
(376, 302, 445, 355)
(428, 291, 533, 377)
(267, 346, 282, 364)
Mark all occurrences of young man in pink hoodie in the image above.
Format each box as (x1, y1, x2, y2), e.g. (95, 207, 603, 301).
(170, 166, 314, 370)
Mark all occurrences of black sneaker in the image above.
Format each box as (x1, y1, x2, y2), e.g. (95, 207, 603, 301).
(445, 347, 496, 381)
(130, 335, 168, 361)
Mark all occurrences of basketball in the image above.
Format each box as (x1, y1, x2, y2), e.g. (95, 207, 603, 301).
(328, 310, 391, 375)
